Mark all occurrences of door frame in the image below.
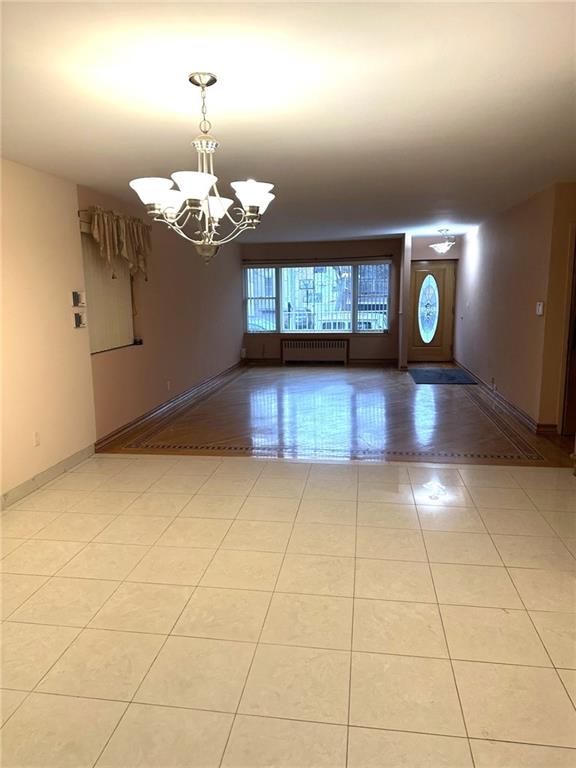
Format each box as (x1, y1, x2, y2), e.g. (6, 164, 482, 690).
(408, 259, 457, 362)
(561, 229, 576, 436)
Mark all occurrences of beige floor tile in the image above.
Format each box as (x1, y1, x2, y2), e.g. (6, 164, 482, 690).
(239, 644, 350, 724)
(469, 486, 535, 510)
(356, 527, 427, 561)
(148, 475, 207, 494)
(31, 512, 117, 542)
(558, 668, 576, 705)
(37, 628, 164, 700)
(526, 489, 576, 513)
(458, 468, 519, 489)
(492, 535, 576, 570)
(350, 652, 465, 735)
(353, 599, 448, 657)
(355, 558, 436, 602)
(408, 467, 464, 486)
(180, 495, 245, 518)
(479, 507, 556, 536)
(237, 497, 299, 522)
(412, 485, 475, 508)
(13, 489, 89, 512)
(357, 502, 419, 529)
(157, 518, 232, 548)
(288, 522, 355, 557)
(97, 704, 232, 768)
(417, 505, 486, 533)
(122, 493, 192, 517)
(470, 739, 576, 767)
(431, 563, 523, 608)
(1, 510, 62, 538)
(0, 539, 84, 575)
(358, 466, 410, 483)
(89, 582, 192, 633)
(250, 477, 306, 498)
(127, 546, 214, 586)
(303, 477, 358, 502)
(171, 455, 223, 471)
(0, 693, 125, 768)
(509, 568, 576, 612)
(529, 611, 576, 668)
(1, 689, 28, 725)
(1, 621, 79, 689)
(358, 482, 414, 504)
(453, 660, 576, 747)
(71, 457, 134, 475)
(10, 577, 119, 627)
(222, 520, 293, 552)
(511, 468, 576, 491)
(348, 727, 473, 768)
(58, 543, 149, 580)
(47, 474, 106, 492)
(94, 515, 171, 545)
(539, 511, 576, 538)
(1, 573, 48, 618)
(222, 715, 347, 768)
(198, 477, 256, 496)
(0, 538, 26, 557)
(277, 554, 355, 596)
(98, 474, 156, 493)
(424, 531, 502, 565)
(72, 491, 141, 515)
(260, 462, 310, 479)
(441, 605, 550, 665)
(296, 499, 357, 525)
(200, 550, 282, 590)
(261, 593, 353, 649)
(173, 587, 271, 641)
(564, 537, 576, 557)
(135, 636, 254, 711)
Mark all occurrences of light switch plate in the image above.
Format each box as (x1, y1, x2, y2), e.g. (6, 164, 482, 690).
(536, 301, 544, 316)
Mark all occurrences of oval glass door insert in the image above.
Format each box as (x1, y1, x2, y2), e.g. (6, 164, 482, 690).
(418, 274, 440, 344)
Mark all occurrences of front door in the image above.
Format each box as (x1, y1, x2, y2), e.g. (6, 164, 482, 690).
(562, 242, 576, 436)
(408, 260, 456, 362)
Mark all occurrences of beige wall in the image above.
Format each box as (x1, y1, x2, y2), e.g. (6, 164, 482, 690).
(240, 238, 403, 362)
(77, 187, 244, 440)
(455, 183, 576, 428)
(2, 159, 96, 494)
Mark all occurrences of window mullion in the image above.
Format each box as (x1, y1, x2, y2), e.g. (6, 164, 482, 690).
(352, 264, 358, 333)
(275, 267, 281, 333)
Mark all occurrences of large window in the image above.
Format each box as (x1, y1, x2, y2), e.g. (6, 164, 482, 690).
(244, 263, 390, 333)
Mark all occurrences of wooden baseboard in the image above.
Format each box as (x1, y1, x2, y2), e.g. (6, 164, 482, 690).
(454, 360, 557, 435)
(95, 362, 245, 451)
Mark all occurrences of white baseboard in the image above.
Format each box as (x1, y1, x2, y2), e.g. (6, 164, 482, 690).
(1, 444, 95, 509)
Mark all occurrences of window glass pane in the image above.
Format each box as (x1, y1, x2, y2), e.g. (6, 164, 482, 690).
(357, 263, 390, 332)
(281, 265, 352, 332)
(245, 267, 277, 332)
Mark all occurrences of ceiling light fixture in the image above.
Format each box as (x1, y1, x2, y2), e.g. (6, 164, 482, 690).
(429, 229, 456, 255)
(129, 73, 275, 263)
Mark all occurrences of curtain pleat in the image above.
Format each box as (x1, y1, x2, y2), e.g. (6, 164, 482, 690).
(88, 206, 151, 280)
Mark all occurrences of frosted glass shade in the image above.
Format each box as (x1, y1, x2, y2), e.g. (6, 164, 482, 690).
(160, 190, 186, 219)
(202, 196, 233, 220)
(429, 241, 455, 255)
(231, 180, 274, 209)
(129, 177, 174, 205)
(171, 171, 216, 200)
(257, 193, 275, 214)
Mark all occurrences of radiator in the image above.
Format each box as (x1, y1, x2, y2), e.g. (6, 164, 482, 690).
(281, 339, 348, 364)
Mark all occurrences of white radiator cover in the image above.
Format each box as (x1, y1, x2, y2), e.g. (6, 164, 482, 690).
(281, 339, 348, 364)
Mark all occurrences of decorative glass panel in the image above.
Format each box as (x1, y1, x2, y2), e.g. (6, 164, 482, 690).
(418, 274, 440, 344)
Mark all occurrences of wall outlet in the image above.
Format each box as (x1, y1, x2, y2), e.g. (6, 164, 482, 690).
(33, 431, 40, 447)
(490, 377, 496, 391)
(73, 311, 87, 328)
(166, 380, 171, 391)
(240, 347, 247, 359)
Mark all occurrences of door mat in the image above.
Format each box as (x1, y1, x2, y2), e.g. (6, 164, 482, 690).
(409, 367, 477, 385)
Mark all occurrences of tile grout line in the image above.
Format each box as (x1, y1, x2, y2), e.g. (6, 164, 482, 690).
(345, 464, 360, 768)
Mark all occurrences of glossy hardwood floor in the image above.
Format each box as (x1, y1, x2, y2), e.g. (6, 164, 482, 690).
(104, 366, 572, 466)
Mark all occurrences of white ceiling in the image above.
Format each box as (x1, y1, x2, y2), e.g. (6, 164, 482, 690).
(2, 2, 575, 241)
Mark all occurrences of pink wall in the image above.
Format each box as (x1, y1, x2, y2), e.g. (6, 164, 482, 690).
(240, 238, 403, 362)
(455, 183, 576, 428)
(77, 187, 244, 440)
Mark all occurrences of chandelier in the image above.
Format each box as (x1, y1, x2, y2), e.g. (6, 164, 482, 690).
(428, 229, 455, 255)
(129, 73, 274, 263)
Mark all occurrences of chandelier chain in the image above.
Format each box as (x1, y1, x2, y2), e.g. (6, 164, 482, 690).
(199, 86, 212, 134)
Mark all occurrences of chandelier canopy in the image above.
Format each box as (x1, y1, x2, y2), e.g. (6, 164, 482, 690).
(129, 73, 274, 263)
(428, 229, 456, 255)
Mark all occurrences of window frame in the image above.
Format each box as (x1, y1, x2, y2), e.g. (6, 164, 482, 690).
(243, 261, 391, 335)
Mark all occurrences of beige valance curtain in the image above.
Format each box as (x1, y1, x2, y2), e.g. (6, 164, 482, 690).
(87, 206, 151, 280)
